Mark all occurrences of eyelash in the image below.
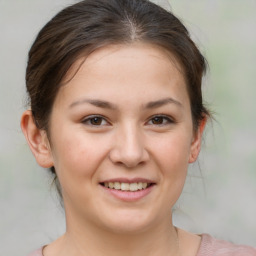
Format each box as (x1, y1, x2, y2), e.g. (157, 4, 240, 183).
(81, 114, 175, 127)
(146, 115, 175, 126)
(81, 115, 109, 126)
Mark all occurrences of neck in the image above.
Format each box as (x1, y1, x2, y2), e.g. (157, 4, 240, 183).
(57, 213, 180, 256)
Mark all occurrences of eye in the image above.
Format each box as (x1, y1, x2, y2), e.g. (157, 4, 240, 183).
(147, 115, 174, 126)
(82, 115, 109, 126)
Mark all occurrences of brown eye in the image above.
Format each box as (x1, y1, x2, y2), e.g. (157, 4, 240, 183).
(148, 115, 174, 126)
(152, 116, 164, 125)
(82, 116, 108, 126)
(90, 117, 103, 125)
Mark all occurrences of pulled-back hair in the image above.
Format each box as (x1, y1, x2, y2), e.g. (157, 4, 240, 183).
(26, 0, 209, 198)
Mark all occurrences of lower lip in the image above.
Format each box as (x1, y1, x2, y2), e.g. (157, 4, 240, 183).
(100, 185, 155, 202)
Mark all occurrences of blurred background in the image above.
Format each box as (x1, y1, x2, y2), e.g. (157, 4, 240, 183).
(0, 0, 255, 255)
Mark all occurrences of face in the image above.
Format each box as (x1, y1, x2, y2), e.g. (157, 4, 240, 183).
(35, 43, 204, 233)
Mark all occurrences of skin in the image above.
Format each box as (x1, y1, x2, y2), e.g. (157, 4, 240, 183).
(21, 43, 205, 256)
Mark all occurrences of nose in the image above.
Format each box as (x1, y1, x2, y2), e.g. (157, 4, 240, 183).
(109, 123, 149, 168)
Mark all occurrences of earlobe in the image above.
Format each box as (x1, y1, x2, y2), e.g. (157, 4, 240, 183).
(21, 110, 54, 168)
(189, 117, 207, 163)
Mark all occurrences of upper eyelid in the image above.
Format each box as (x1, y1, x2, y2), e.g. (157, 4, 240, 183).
(82, 115, 110, 124)
(147, 114, 174, 122)
(80, 114, 174, 124)
(83, 114, 105, 118)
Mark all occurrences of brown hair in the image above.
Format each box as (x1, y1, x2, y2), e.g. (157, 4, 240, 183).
(26, 0, 210, 198)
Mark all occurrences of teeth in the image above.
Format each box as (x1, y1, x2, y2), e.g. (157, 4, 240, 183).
(114, 182, 121, 190)
(103, 182, 151, 191)
(121, 183, 130, 191)
(129, 183, 138, 191)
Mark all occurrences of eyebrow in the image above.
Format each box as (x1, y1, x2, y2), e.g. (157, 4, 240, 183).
(69, 97, 182, 110)
(69, 98, 117, 110)
(144, 97, 183, 109)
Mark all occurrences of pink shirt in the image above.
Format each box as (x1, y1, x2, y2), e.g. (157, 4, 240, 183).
(197, 234, 256, 256)
(28, 234, 256, 256)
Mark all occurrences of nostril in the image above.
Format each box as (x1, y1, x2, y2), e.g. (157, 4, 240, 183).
(108, 137, 149, 168)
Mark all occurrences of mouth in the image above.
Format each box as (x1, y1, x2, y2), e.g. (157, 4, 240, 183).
(100, 181, 154, 192)
(99, 178, 156, 201)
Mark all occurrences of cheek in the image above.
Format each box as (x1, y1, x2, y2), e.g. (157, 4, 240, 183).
(149, 131, 192, 195)
(152, 132, 192, 168)
(50, 129, 109, 186)
(50, 132, 110, 210)
(153, 135, 191, 207)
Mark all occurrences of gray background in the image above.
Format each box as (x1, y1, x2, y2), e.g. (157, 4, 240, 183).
(0, 0, 255, 255)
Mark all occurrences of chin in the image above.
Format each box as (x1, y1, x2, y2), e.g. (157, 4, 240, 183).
(96, 208, 160, 234)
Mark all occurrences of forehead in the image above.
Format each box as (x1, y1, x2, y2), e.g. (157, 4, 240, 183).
(62, 43, 185, 85)
(55, 43, 189, 111)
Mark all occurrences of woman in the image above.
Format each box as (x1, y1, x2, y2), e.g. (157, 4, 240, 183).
(21, 0, 256, 255)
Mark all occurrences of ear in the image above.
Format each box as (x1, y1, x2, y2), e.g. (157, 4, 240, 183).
(21, 110, 54, 168)
(189, 117, 207, 163)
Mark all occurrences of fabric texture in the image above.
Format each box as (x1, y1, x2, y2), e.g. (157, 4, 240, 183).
(28, 234, 256, 256)
(28, 247, 43, 256)
(197, 234, 256, 256)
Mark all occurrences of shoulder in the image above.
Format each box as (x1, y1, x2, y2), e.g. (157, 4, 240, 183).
(197, 234, 256, 256)
(27, 247, 43, 256)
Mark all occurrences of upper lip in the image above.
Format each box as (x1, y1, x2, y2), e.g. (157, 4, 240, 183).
(100, 178, 156, 184)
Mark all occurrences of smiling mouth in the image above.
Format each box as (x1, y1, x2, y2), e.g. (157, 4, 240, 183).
(100, 182, 154, 192)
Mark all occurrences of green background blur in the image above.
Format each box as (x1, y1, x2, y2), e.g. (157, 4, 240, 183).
(0, 0, 255, 255)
